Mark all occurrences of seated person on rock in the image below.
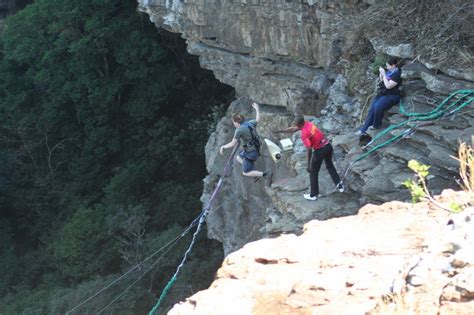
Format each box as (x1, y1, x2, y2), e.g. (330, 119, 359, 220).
(356, 57, 402, 136)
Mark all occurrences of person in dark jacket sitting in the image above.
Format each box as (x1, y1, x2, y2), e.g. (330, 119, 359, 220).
(356, 58, 402, 136)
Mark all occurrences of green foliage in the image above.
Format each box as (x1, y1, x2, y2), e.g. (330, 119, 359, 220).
(449, 202, 463, 213)
(1, 287, 52, 315)
(404, 159, 467, 212)
(403, 179, 426, 203)
(347, 59, 368, 94)
(0, 220, 17, 296)
(50, 275, 155, 315)
(53, 207, 119, 281)
(403, 159, 431, 203)
(407, 160, 431, 178)
(0, 0, 230, 311)
(369, 54, 388, 75)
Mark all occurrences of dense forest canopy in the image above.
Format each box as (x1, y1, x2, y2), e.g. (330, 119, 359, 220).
(0, 0, 232, 313)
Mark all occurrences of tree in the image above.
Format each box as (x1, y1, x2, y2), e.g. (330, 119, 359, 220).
(53, 207, 119, 281)
(0, 0, 232, 311)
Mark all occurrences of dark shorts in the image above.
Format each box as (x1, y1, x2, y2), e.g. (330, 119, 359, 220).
(239, 150, 259, 173)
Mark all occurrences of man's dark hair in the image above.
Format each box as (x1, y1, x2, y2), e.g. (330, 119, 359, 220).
(232, 113, 245, 124)
(293, 115, 305, 128)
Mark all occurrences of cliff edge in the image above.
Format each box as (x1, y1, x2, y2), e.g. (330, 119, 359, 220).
(169, 190, 474, 314)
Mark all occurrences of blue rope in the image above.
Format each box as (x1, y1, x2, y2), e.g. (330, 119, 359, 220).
(65, 219, 201, 315)
(148, 143, 241, 315)
(97, 232, 188, 314)
(148, 217, 204, 315)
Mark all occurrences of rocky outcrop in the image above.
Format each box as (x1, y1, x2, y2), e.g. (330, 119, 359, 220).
(138, 0, 474, 254)
(169, 190, 474, 314)
(138, 0, 363, 111)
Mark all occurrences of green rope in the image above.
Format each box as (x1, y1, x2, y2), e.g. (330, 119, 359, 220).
(355, 89, 473, 163)
(148, 275, 177, 315)
(399, 89, 472, 117)
(355, 125, 409, 162)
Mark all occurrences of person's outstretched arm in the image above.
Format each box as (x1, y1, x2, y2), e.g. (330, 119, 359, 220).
(220, 138, 238, 155)
(252, 102, 261, 123)
(273, 126, 300, 133)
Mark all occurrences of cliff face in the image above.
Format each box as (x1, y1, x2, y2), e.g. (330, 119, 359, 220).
(138, 0, 474, 254)
(168, 190, 474, 314)
(139, 0, 359, 111)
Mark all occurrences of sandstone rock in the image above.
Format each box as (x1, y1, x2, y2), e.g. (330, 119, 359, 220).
(327, 74, 360, 120)
(419, 57, 474, 82)
(169, 191, 474, 315)
(451, 248, 473, 268)
(402, 62, 430, 80)
(439, 301, 474, 315)
(369, 37, 415, 59)
(453, 268, 474, 299)
(139, 0, 362, 111)
(421, 71, 474, 95)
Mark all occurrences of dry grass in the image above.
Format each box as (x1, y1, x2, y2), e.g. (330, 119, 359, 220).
(370, 292, 410, 315)
(453, 142, 474, 193)
(355, 0, 474, 68)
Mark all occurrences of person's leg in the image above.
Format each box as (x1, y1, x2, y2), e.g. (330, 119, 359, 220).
(241, 150, 266, 178)
(322, 144, 342, 186)
(372, 95, 400, 128)
(243, 170, 264, 177)
(360, 96, 381, 133)
(309, 149, 324, 197)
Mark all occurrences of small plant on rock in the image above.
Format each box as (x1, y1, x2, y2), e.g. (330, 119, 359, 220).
(369, 54, 387, 76)
(403, 160, 462, 213)
(403, 160, 431, 203)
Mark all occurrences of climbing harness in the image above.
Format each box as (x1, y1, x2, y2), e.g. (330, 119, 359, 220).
(148, 142, 241, 315)
(242, 121, 261, 155)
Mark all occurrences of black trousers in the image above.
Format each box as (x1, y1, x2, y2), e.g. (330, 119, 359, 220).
(310, 143, 341, 197)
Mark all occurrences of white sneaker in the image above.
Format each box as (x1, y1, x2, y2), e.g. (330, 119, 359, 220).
(355, 130, 366, 136)
(368, 126, 375, 130)
(336, 182, 345, 193)
(303, 193, 318, 201)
